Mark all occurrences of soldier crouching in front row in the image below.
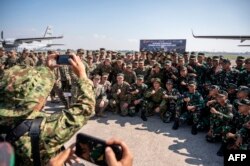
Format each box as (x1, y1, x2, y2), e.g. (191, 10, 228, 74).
(109, 73, 131, 116)
(93, 74, 109, 117)
(161, 79, 181, 123)
(141, 78, 165, 121)
(128, 75, 148, 117)
(172, 81, 205, 135)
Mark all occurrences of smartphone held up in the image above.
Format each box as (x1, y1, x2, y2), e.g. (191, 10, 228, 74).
(75, 133, 123, 166)
(57, 54, 72, 65)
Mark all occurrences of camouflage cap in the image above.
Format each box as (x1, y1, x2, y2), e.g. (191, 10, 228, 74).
(77, 48, 84, 54)
(166, 79, 174, 84)
(245, 58, 250, 64)
(210, 85, 220, 90)
(102, 72, 109, 77)
(0, 47, 5, 51)
(236, 56, 245, 61)
(237, 99, 250, 106)
(164, 60, 172, 65)
(212, 56, 220, 61)
(126, 63, 133, 68)
(238, 86, 249, 94)
(137, 75, 144, 80)
(117, 73, 124, 77)
(228, 83, 237, 89)
(217, 90, 228, 97)
(152, 78, 161, 83)
(188, 80, 197, 86)
(0, 66, 55, 118)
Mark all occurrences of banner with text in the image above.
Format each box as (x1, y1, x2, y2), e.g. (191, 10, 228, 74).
(140, 39, 186, 53)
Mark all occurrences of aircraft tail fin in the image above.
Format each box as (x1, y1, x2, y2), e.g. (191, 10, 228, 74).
(44, 26, 53, 37)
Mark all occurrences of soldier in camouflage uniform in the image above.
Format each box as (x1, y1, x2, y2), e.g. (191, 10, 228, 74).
(145, 63, 164, 86)
(161, 79, 181, 123)
(234, 56, 245, 72)
(141, 78, 166, 121)
(36, 52, 46, 66)
(128, 75, 148, 116)
(219, 59, 239, 90)
(206, 90, 233, 156)
(162, 60, 178, 85)
(177, 66, 196, 94)
(205, 56, 222, 86)
(0, 53, 95, 165)
(4, 50, 17, 69)
(123, 63, 137, 85)
(109, 73, 131, 116)
(226, 99, 250, 151)
(238, 58, 250, 87)
(134, 60, 149, 78)
(173, 81, 204, 135)
(93, 75, 108, 117)
(0, 47, 6, 77)
(16, 49, 35, 66)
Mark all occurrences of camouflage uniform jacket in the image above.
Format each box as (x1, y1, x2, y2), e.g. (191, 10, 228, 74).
(111, 82, 131, 103)
(0, 65, 95, 165)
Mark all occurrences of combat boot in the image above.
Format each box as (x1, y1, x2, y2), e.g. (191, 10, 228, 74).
(141, 109, 147, 121)
(172, 118, 179, 130)
(191, 124, 198, 135)
(217, 142, 227, 156)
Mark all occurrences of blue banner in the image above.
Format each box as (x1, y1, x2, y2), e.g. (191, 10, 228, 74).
(140, 39, 186, 53)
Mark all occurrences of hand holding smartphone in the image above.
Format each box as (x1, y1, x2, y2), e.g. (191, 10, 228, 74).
(56, 55, 72, 65)
(75, 133, 123, 166)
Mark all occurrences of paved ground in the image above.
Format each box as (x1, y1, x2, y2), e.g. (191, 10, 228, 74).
(45, 100, 223, 166)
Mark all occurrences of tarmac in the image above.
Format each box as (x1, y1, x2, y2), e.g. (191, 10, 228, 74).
(45, 100, 224, 166)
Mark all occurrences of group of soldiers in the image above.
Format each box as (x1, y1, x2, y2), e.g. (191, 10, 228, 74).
(0, 46, 249, 157)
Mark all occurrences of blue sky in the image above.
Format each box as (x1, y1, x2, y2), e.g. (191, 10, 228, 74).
(1, 0, 250, 52)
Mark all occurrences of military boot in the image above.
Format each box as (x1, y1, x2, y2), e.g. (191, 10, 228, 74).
(172, 118, 179, 130)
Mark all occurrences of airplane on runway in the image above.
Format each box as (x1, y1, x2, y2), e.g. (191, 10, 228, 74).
(192, 30, 250, 47)
(0, 26, 64, 51)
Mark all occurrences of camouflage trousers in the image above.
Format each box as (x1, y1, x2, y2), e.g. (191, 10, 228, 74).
(128, 100, 143, 116)
(109, 99, 129, 116)
(95, 99, 109, 114)
(210, 118, 232, 143)
(50, 83, 68, 108)
(162, 102, 179, 120)
(142, 101, 166, 118)
(178, 107, 201, 125)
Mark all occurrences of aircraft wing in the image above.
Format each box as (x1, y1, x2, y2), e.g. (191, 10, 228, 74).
(238, 45, 250, 47)
(14, 36, 63, 44)
(192, 31, 250, 43)
(46, 44, 64, 47)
